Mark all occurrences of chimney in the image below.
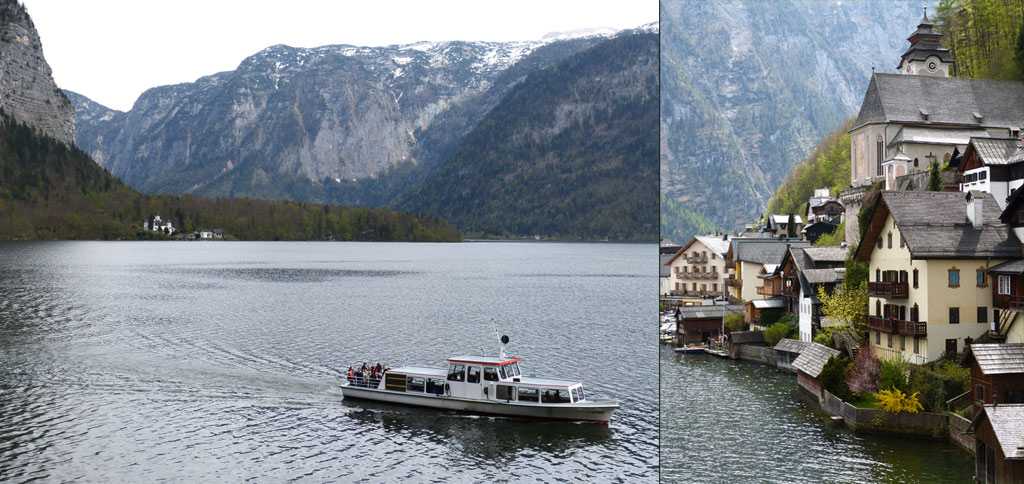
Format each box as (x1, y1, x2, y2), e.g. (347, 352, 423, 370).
(967, 191, 983, 229)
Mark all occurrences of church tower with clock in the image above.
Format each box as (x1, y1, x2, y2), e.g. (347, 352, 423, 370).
(896, 6, 953, 77)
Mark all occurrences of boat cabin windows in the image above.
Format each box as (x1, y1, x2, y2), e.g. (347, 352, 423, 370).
(501, 362, 521, 379)
(572, 387, 584, 402)
(483, 367, 498, 382)
(447, 364, 465, 382)
(496, 384, 516, 401)
(541, 389, 571, 404)
(426, 378, 445, 395)
(406, 376, 425, 393)
(467, 366, 481, 384)
(517, 387, 539, 402)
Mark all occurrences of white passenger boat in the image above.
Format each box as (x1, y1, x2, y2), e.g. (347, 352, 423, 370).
(341, 355, 618, 424)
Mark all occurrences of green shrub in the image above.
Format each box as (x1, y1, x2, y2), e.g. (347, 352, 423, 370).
(760, 308, 785, 326)
(777, 314, 798, 337)
(764, 322, 790, 347)
(820, 355, 854, 401)
(724, 313, 744, 332)
(878, 356, 910, 392)
(814, 331, 835, 348)
(908, 361, 971, 412)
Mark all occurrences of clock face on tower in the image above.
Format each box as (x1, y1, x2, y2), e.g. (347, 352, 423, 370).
(927, 60, 938, 72)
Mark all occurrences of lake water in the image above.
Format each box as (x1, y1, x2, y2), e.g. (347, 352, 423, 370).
(0, 241, 657, 482)
(660, 346, 975, 483)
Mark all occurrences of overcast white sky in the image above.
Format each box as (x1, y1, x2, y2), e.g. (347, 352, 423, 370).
(21, 1, 657, 112)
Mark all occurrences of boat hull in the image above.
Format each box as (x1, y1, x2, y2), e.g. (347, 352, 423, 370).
(674, 346, 706, 354)
(341, 386, 617, 424)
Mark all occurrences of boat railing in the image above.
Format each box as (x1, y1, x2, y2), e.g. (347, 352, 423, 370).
(346, 373, 384, 389)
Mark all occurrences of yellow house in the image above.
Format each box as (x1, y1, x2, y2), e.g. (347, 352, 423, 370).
(856, 191, 1022, 364)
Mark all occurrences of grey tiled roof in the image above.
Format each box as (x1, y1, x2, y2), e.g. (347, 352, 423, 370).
(881, 191, 1021, 259)
(854, 74, 1024, 131)
(969, 137, 1024, 165)
(969, 344, 1024, 375)
(971, 404, 1024, 460)
(888, 126, 989, 148)
(988, 259, 1024, 275)
(792, 342, 841, 378)
(675, 304, 743, 320)
(774, 338, 811, 354)
(803, 268, 842, 284)
(803, 246, 848, 264)
(733, 239, 808, 265)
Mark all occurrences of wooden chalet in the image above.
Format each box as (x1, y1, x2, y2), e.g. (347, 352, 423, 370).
(968, 404, 1024, 483)
(964, 344, 1024, 416)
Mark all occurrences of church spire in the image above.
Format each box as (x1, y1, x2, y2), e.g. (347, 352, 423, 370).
(897, 3, 953, 76)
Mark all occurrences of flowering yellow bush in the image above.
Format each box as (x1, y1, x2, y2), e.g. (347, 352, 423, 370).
(873, 388, 923, 413)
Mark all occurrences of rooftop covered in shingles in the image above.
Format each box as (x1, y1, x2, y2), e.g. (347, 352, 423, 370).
(968, 344, 1024, 375)
(970, 404, 1024, 460)
(792, 342, 841, 378)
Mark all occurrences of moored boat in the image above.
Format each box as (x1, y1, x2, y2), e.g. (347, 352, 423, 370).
(341, 355, 618, 424)
(674, 346, 706, 354)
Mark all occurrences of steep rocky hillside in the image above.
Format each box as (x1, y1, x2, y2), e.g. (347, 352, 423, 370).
(661, 0, 919, 242)
(394, 32, 658, 240)
(0, 0, 73, 145)
(68, 34, 618, 201)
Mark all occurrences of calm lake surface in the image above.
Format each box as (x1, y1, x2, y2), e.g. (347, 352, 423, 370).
(0, 241, 656, 482)
(660, 345, 975, 483)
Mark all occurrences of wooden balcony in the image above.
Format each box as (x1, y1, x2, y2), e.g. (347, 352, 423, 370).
(677, 272, 719, 280)
(868, 281, 909, 299)
(993, 293, 1024, 310)
(724, 277, 741, 287)
(867, 316, 927, 336)
(756, 286, 781, 297)
(725, 260, 735, 270)
(685, 255, 708, 264)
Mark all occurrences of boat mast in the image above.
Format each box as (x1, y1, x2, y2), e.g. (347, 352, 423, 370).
(490, 319, 508, 359)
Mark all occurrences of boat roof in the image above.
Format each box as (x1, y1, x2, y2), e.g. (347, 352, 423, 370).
(387, 366, 447, 378)
(515, 376, 582, 388)
(446, 355, 522, 366)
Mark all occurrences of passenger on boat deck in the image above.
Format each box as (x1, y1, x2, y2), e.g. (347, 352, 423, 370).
(347, 366, 355, 385)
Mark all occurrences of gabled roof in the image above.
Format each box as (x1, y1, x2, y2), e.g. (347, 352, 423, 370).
(988, 259, 1024, 275)
(803, 246, 848, 264)
(774, 338, 811, 354)
(966, 344, 1024, 375)
(770, 214, 803, 224)
(966, 137, 1024, 166)
(751, 298, 784, 309)
(968, 404, 1024, 460)
(731, 238, 808, 265)
(675, 304, 743, 320)
(667, 234, 731, 265)
(856, 191, 1021, 260)
(853, 74, 1024, 132)
(792, 342, 841, 378)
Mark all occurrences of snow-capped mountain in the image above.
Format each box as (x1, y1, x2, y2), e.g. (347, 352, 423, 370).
(67, 30, 644, 201)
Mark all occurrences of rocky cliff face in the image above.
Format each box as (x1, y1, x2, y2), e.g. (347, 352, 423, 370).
(661, 0, 919, 242)
(0, 1, 74, 146)
(69, 33, 620, 199)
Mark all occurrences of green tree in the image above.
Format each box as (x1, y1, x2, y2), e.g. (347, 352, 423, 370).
(928, 159, 942, 191)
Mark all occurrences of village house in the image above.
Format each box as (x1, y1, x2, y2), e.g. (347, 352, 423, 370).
(964, 344, 1024, 415)
(856, 190, 1022, 364)
(726, 238, 808, 303)
(665, 234, 732, 299)
(778, 246, 847, 342)
(968, 404, 1024, 483)
(958, 137, 1024, 210)
(805, 188, 844, 224)
(842, 9, 1024, 245)
(764, 214, 804, 238)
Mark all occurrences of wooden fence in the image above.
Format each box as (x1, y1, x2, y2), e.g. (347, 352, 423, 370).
(821, 390, 948, 437)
